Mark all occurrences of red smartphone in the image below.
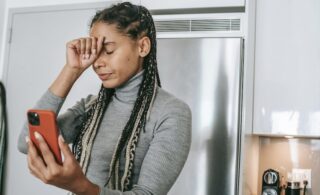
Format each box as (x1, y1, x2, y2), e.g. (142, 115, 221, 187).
(27, 109, 62, 164)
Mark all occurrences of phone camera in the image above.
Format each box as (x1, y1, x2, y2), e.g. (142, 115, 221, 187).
(27, 112, 40, 126)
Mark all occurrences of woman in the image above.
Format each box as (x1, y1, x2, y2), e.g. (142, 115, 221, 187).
(18, 2, 191, 195)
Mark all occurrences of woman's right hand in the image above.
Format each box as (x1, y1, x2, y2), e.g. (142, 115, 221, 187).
(65, 36, 104, 74)
(48, 36, 105, 98)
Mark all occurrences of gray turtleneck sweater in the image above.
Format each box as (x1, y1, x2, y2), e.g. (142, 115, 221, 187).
(18, 71, 192, 195)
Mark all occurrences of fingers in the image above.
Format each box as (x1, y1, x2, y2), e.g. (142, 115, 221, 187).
(91, 37, 97, 55)
(27, 135, 87, 189)
(85, 38, 91, 58)
(75, 40, 81, 54)
(80, 38, 86, 55)
(58, 135, 74, 163)
(68, 36, 103, 53)
(28, 134, 65, 184)
(66, 39, 79, 53)
(66, 36, 104, 69)
(78, 37, 103, 59)
(34, 132, 59, 168)
(26, 136, 47, 180)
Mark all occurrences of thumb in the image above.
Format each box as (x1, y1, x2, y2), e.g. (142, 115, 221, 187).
(58, 135, 74, 162)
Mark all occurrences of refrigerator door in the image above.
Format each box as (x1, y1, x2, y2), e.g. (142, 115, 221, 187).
(157, 38, 243, 195)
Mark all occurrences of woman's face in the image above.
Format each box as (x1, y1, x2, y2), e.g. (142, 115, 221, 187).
(90, 22, 143, 88)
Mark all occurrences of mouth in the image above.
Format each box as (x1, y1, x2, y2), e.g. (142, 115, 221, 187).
(98, 73, 113, 80)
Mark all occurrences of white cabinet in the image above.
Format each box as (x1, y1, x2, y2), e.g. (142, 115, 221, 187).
(253, 0, 320, 136)
(133, 0, 245, 10)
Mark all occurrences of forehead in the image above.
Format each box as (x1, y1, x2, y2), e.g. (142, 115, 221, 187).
(90, 22, 120, 39)
(90, 22, 116, 37)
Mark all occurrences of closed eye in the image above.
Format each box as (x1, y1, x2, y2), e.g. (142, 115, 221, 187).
(103, 47, 114, 55)
(103, 42, 115, 55)
(105, 50, 114, 55)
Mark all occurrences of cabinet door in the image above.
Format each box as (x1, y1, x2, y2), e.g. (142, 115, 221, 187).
(253, 0, 320, 136)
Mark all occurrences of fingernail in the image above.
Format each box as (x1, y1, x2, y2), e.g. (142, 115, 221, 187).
(34, 131, 42, 140)
(59, 135, 65, 143)
(25, 136, 30, 143)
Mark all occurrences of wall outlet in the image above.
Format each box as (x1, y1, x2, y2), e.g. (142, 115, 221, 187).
(291, 169, 312, 188)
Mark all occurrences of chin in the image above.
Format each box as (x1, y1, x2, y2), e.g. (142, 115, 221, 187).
(101, 80, 120, 89)
(102, 82, 115, 89)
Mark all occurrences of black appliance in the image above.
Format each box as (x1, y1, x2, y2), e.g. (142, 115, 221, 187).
(261, 169, 280, 195)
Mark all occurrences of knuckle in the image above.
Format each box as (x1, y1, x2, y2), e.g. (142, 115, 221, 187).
(43, 178, 49, 184)
(29, 170, 35, 176)
(27, 163, 33, 171)
(68, 39, 78, 44)
(27, 156, 35, 165)
(74, 39, 81, 44)
(50, 168, 60, 177)
(44, 174, 53, 183)
(39, 146, 48, 155)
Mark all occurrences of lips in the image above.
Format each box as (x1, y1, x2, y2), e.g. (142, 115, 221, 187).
(98, 73, 113, 80)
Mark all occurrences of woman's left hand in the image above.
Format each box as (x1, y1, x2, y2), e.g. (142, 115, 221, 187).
(26, 133, 99, 195)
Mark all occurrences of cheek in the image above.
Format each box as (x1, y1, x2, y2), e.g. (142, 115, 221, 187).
(110, 51, 140, 73)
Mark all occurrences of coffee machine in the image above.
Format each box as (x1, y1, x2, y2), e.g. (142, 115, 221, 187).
(261, 169, 280, 195)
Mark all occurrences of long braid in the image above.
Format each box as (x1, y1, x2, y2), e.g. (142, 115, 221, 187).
(107, 5, 161, 190)
(72, 2, 161, 192)
(72, 86, 115, 173)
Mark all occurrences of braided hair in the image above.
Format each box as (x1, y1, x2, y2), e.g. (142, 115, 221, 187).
(72, 2, 161, 191)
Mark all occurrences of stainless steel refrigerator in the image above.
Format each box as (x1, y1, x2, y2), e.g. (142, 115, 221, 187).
(157, 38, 243, 195)
(3, 5, 244, 194)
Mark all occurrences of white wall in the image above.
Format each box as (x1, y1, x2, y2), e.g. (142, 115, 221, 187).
(0, 0, 5, 48)
(0, 0, 7, 80)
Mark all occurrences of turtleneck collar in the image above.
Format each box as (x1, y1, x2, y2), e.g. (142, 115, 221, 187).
(114, 70, 144, 104)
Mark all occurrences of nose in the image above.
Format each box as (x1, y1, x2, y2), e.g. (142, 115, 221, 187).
(93, 55, 106, 69)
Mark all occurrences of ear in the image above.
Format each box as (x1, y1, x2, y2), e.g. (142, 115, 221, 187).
(138, 36, 151, 57)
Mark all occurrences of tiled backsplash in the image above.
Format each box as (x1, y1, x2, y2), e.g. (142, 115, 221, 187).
(258, 137, 320, 195)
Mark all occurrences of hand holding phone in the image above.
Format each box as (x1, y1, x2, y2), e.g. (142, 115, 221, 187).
(27, 109, 62, 164)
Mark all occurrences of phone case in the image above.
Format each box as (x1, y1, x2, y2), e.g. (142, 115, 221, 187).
(27, 109, 62, 164)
